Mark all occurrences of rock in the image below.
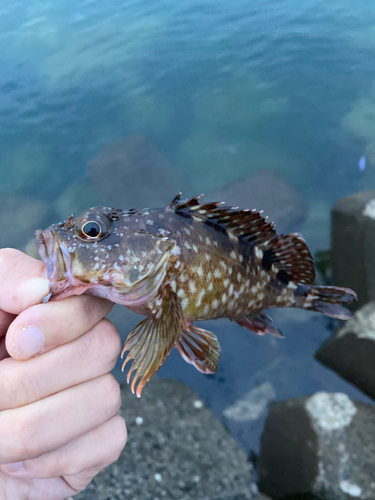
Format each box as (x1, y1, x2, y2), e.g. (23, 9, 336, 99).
(258, 392, 375, 499)
(207, 169, 307, 234)
(223, 382, 276, 423)
(0, 146, 52, 195)
(54, 180, 107, 219)
(0, 194, 49, 251)
(86, 134, 192, 209)
(315, 302, 375, 400)
(74, 379, 258, 500)
(331, 190, 375, 311)
(176, 133, 304, 193)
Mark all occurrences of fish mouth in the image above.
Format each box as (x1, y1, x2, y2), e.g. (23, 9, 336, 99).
(35, 229, 73, 299)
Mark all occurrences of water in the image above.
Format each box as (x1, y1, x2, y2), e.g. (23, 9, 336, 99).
(2, 0, 375, 456)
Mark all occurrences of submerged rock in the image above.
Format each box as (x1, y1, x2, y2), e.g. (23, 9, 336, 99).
(207, 169, 307, 234)
(73, 379, 258, 500)
(331, 190, 375, 311)
(86, 134, 192, 209)
(0, 146, 52, 195)
(316, 302, 375, 400)
(259, 392, 375, 499)
(0, 194, 48, 250)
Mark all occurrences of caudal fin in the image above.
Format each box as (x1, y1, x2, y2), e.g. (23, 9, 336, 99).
(295, 285, 357, 319)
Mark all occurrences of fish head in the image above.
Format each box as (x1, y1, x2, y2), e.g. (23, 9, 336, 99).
(35, 207, 174, 305)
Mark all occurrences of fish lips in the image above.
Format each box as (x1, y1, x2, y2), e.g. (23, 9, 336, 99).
(35, 228, 72, 284)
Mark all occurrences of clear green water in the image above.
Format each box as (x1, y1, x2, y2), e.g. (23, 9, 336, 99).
(2, 0, 375, 455)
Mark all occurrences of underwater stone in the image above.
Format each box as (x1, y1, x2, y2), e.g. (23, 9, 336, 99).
(72, 379, 258, 500)
(331, 190, 375, 311)
(315, 302, 375, 400)
(0, 146, 52, 195)
(207, 169, 307, 234)
(0, 194, 48, 251)
(258, 392, 375, 499)
(86, 134, 192, 209)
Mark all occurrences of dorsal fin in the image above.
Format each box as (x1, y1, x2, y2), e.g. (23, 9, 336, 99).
(169, 193, 276, 244)
(169, 194, 315, 286)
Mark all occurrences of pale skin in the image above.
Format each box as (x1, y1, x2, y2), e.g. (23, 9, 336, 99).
(0, 249, 127, 500)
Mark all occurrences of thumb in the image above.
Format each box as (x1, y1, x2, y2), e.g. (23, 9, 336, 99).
(0, 249, 49, 315)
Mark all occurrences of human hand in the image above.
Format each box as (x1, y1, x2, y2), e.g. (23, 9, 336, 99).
(0, 249, 127, 500)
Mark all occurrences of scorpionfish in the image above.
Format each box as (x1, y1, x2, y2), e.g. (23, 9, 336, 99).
(35, 194, 356, 396)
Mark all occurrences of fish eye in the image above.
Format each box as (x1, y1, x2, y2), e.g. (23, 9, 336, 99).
(82, 221, 102, 238)
(75, 211, 112, 241)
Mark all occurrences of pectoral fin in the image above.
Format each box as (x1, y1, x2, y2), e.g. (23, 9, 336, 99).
(236, 312, 284, 338)
(176, 324, 221, 374)
(121, 285, 183, 397)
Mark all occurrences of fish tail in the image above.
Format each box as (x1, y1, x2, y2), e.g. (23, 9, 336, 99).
(293, 284, 357, 319)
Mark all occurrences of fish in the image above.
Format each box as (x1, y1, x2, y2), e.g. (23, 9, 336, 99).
(35, 194, 357, 397)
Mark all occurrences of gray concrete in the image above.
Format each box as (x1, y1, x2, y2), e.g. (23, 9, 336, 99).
(331, 190, 375, 311)
(316, 302, 375, 400)
(258, 392, 375, 500)
(73, 379, 262, 500)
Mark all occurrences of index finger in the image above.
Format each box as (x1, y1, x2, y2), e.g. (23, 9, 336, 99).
(0, 249, 49, 315)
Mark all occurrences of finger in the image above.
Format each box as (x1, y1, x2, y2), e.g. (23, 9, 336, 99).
(0, 374, 121, 464)
(0, 415, 127, 480)
(5, 294, 113, 360)
(0, 336, 8, 361)
(0, 310, 16, 339)
(0, 319, 121, 410)
(0, 249, 49, 314)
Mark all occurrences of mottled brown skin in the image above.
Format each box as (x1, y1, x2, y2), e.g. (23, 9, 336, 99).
(35, 194, 356, 396)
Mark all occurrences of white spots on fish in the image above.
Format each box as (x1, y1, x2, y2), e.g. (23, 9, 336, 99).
(183, 227, 191, 236)
(203, 304, 210, 315)
(220, 261, 227, 271)
(178, 273, 189, 283)
(94, 256, 99, 261)
(212, 299, 219, 309)
(228, 232, 237, 242)
(192, 244, 198, 253)
(198, 235, 203, 242)
(195, 288, 206, 308)
(93, 242, 98, 248)
(196, 266, 204, 278)
(189, 280, 197, 294)
(228, 266, 233, 275)
(169, 217, 174, 222)
(229, 283, 234, 296)
(214, 268, 222, 279)
(207, 271, 213, 280)
(155, 297, 163, 307)
(254, 247, 263, 259)
(184, 241, 191, 250)
(224, 278, 230, 288)
(205, 253, 211, 262)
(155, 309, 163, 319)
(222, 293, 228, 304)
(288, 282, 297, 290)
(119, 255, 124, 261)
(101, 263, 107, 269)
(158, 213, 165, 219)
(213, 240, 218, 247)
(181, 297, 189, 310)
(230, 250, 237, 260)
(146, 219, 154, 225)
(170, 280, 177, 292)
(205, 237, 211, 245)
(94, 263, 99, 270)
(239, 255, 244, 263)
(176, 230, 181, 236)
(208, 282, 214, 292)
(107, 245, 112, 251)
(177, 288, 186, 298)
